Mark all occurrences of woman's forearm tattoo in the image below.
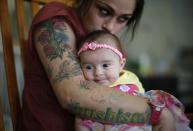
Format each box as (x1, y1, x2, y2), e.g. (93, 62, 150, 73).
(69, 100, 149, 124)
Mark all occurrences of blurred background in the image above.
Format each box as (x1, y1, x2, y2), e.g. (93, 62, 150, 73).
(124, 0, 193, 114)
(0, 0, 193, 130)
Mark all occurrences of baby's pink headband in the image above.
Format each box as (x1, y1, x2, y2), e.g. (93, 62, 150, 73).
(77, 41, 123, 59)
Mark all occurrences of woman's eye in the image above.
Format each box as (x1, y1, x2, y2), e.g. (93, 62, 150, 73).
(98, 7, 110, 17)
(118, 17, 130, 23)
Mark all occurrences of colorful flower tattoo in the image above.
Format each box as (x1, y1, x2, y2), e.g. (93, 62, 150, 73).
(38, 18, 69, 61)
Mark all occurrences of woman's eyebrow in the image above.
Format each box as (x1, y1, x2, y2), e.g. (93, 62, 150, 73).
(97, 1, 133, 16)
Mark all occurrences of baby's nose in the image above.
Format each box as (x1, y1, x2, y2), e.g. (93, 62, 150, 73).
(94, 68, 103, 76)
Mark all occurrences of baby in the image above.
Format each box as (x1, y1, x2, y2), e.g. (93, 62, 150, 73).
(76, 30, 148, 131)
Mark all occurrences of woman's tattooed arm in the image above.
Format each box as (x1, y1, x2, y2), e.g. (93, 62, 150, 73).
(34, 16, 150, 124)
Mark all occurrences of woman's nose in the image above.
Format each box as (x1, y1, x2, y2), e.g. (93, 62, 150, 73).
(102, 19, 116, 33)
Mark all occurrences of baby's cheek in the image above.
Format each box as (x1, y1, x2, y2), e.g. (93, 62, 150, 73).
(109, 76, 119, 83)
(84, 75, 93, 81)
(83, 72, 93, 81)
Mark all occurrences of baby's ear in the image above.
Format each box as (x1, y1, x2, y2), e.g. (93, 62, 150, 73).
(120, 58, 126, 70)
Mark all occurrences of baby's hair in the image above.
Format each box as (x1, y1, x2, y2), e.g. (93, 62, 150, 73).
(78, 30, 125, 57)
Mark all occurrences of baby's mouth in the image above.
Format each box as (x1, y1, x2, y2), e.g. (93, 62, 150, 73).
(94, 79, 109, 85)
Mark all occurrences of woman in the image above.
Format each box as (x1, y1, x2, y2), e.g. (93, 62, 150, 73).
(18, 0, 182, 130)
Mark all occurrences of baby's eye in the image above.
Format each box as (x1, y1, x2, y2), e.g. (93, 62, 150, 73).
(85, 65, 93, 70)
(103, 63, 110, 68)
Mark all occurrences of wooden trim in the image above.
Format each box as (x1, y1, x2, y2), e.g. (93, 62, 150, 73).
(0, 101, 5, 131)
(0, 0, 21, 130)
(31, 2, 42, 17)
(15, 0, 28, 72)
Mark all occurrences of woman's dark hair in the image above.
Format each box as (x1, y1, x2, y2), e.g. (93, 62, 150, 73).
(128, 0, 144, 40)
(75, 0, 144, 40)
